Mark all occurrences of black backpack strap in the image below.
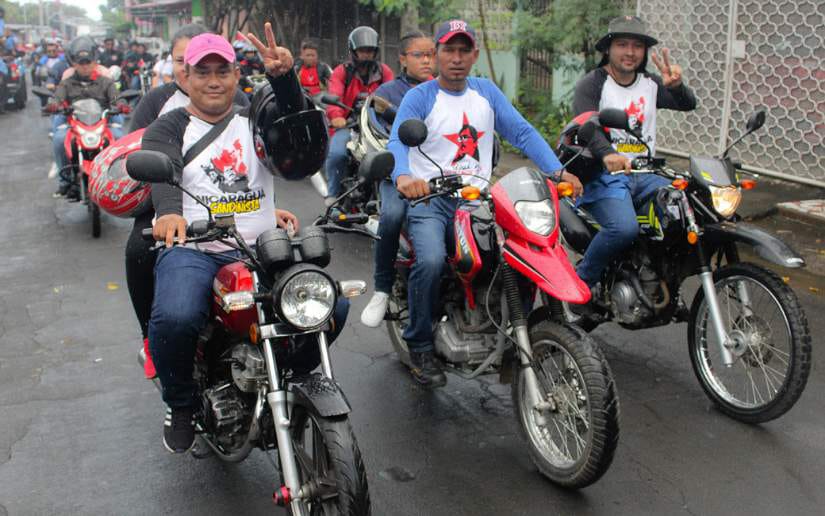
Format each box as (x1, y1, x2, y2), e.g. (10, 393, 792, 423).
(183, 106, 242, 166)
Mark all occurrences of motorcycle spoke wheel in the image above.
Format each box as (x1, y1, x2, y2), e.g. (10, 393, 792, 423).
(288, 406, 370, 516)
(512, 322, 619, 488)
(689, 263, 811, 423)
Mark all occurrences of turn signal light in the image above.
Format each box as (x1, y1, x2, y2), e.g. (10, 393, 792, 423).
(687, 231, 698, 245)
(672, 178, 689, 190)
(557, 182, 574, 197)
(338, 213, 347, 221)
(740, 179, 756, 190)
(249, 323, 259, 345)
(461, 185, 481, 200)
(243, 87, 253, 93)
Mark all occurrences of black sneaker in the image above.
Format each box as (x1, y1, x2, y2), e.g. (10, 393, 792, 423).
(53, 183, 70, 198)
(570, 283, 602, 317)
(408, 351, 447, 388)
(163, 406, 196, 454)
(65, 185, 81, 202)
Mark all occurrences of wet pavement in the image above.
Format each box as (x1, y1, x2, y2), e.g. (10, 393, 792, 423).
(0, 97, 823, 516)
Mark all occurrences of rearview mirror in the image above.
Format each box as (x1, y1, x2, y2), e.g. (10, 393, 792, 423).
(598, 108, 629, 130)
(126, 150, 177, 184)
(31, 86, 53, 99)
(398, 119, 428, 147)
(358, 151, 395, 183)
(746, 109, 766, 133)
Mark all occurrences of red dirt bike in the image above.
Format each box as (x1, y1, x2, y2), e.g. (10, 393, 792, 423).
(33, 86, 138, 237)
(385, 119, 620, 488)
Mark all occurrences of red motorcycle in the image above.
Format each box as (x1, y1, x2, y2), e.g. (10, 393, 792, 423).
(384, 119, 620, 488)
(33, 86, 137, 237)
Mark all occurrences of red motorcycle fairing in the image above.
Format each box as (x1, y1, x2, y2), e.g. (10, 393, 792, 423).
(212, 261, 258, 335)
(492, 167, 590, 304)
(64, 117, 113, 175)
(451, 208, 483, 308)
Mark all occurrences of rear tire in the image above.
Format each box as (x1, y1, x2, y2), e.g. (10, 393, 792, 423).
(91, 203, 101, 238)
(512, 321, 619, 488)
(386, 279, 411, 367)
(13, 78, 27, 110)
(288, 404, 370, 515)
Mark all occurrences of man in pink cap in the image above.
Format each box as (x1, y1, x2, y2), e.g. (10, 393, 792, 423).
(139, 25, 339, 453)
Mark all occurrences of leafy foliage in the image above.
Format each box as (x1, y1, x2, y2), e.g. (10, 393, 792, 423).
(360, 0, 462, 28)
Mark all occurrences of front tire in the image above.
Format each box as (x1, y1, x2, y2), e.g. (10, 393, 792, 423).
(512, 321, 619, 488)
(91, 203, 101, 238)
(688, 262, 811, 423)
(288, 404, 370, 515)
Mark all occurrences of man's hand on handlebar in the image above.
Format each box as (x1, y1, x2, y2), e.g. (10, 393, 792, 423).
(275, 208, 299, 235)
(331, 117, 347, 129)
(154, 214, 187, 247)
(396, 175, 431, 199)
(603, 153, 632, 174)
(560, 171, 584, 199)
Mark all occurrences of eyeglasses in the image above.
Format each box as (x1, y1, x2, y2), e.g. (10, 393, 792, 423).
(402, 50, 435, 59)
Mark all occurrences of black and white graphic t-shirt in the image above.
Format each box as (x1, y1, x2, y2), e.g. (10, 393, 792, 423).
(572, 67, 696, 159)
(129, 81, 249, 131)
(142, 108, 275, 252)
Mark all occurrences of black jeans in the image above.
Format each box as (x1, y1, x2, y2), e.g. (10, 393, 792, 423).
(125, 211, 156, 339)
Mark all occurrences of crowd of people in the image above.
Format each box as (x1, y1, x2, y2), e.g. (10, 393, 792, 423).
(33, 15, 693, 453)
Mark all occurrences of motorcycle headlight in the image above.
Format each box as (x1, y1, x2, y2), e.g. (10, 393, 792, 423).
(709, 185, 742, 219)
(274, 267, 336, 330)
(514, 199, 555, 236)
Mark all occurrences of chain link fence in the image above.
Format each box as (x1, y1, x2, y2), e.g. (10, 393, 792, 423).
(636, 0, 824, 186)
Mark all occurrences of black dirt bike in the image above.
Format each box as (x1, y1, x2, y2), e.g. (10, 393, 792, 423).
(558, 108, 811, 423)
(126, 149, 395, 515)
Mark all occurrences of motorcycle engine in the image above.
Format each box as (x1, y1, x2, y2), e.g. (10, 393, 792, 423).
(434, 297, 498, 366)
(231, 344, 267, 393)
(610, 280, 644, 325)
(201, 382, 250, 450)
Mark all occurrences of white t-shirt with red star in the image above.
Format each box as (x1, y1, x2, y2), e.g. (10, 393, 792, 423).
(388, 77, 562, 189)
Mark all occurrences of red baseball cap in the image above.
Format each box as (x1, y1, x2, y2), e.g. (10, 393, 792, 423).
(184, 33, 236, 66)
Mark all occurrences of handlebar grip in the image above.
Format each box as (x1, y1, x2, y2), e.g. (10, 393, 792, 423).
(141, 228, 154, 240)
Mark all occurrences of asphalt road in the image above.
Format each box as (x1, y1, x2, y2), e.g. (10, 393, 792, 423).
(0, 97, 823, 516)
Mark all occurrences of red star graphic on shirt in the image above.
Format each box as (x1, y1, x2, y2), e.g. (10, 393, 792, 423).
(444, 112, 485, 165)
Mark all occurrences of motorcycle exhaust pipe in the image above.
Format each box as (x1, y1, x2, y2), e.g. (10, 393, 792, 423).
(309, 171, 328, 198)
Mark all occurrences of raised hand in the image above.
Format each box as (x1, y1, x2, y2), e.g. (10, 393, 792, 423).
(242, 22, 293, 78)
(650, 48, 683, 88)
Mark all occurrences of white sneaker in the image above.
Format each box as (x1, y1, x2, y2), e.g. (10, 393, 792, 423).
(360, 291, 389, 328)
(47, 162, 58, 179)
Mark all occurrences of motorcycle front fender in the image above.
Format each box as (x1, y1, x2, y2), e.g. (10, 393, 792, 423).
(289, 374, 351, 418)
(703, 221, 805, 268)
(503, 238, 591, 304)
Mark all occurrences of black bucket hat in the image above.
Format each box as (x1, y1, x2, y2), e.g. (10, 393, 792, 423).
(595, 15, 658, 52)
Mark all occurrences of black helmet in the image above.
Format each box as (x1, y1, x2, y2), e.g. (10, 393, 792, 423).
(67, 35, 97, 64)
(348, 26, 379, 67)
(249, 85, 329, 181)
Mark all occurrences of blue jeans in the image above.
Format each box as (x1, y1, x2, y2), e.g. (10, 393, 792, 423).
(576, 174, 670, 286)
(149, 247, 350, 408)
(324, 128, 350, 198)
(52, 113, 124, 186)
(402, 196, 458, 353)
(374, 180, 408, 293)
(130, 75, 141, 91)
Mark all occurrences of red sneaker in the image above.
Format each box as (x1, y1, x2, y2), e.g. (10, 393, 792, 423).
(143, 337, 157, 380)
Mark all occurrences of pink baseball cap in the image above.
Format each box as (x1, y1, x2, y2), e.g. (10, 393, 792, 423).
(184, 33, 236, 66)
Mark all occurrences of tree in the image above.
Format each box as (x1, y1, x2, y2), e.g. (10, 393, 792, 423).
(206, 0, 256, 37)
(359, 0, 462, 30)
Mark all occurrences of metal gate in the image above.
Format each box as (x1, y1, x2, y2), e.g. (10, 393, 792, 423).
(636, 0, 824, 186)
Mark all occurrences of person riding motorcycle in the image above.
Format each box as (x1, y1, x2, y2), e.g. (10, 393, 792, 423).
(99, 37, 122, 68)
(359, 30, 434, 327)
(124, 42, 154, 91)
(570, 15, 696, 294)
(294, 39, 332, 95)
(126, 24, 251, 381)
(323, 26, 394, 203)
(238, 43, 265, 76)
(387, 20, 581, 386)
(139, 28, 346, 454)
(46, 36, 127, 199)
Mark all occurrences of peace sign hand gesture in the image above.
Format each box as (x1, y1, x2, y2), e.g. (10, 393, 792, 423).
(650, 48, 683, 88)
(242, 22, 294, 78)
